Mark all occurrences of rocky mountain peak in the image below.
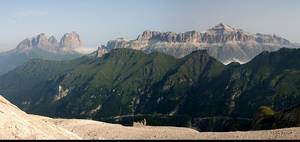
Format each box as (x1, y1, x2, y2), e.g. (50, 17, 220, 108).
(59, 32, 81, 49)
(137, 30, 161, 41)
(101, 23, 296, 65)
(34, 33, 49, 48)
(36, 33, 47, 39)
(48, 36, 59, 49)
(15, 38, 32, 50)
(14, 32, 84, 54)
(48, 36, 57, 43)
(210, 23, 236, 33)
(202, 23, 254, 43)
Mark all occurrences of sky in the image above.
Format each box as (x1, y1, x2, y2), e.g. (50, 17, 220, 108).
(0, 0, 300, 52)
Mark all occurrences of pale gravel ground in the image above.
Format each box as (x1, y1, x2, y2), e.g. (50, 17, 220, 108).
(197, 127, 300, 140)
(49, 119, 300, 140)
(48, 119, 201, 140)
(0, 96, 80, 140)
(1, 95, 300, 140)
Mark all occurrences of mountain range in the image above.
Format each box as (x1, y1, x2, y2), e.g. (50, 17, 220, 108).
(0, 23, 300, 132)
(1, 23, 298, 76)
(102, 23, 298, 64)
(1, 47, 300, 131)
(0, 32, 93, 75)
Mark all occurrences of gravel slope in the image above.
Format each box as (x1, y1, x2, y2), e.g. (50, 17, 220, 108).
(197, 127, 300, 140)
(49, 119, 200, 139)
(0, 96, 80, 140)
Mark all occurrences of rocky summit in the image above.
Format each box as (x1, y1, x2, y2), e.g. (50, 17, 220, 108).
(0, 32, 86, 75)
(59, 32, 82, 49)
(16, 32, 82, 53)
(104, 23, 297, 64)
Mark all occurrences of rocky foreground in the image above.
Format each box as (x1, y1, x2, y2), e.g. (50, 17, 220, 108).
(0, 95, 299, 140)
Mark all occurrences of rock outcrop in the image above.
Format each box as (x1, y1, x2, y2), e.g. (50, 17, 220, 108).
(96, 45, 108, 57)
(59, 32, 82, 49)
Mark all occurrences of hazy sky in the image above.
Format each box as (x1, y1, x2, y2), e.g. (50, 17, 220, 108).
(0, 0, 300, 51)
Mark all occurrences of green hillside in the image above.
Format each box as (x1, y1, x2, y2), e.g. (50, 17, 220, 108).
(1, 48, 300, 131)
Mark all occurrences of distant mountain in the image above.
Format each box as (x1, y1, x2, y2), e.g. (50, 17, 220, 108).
(103, 23, 298, 64)
(0, 32, 94, 75)
(1, 48, 300, 131)
(1, 23, 297, 76)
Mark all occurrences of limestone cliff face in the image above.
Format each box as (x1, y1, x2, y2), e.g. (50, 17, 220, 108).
(132, 23, 290, 45)
(14, 32, 83, 54)
(104, 23, 296, 64)
(34, 33, 50, 49)
(53, 85, 70, 102)
(16, 33, 59, 51)
(96, 46, 108, 57)
(0, 32, 85, 75)
(201, 23, 255, 43)
(48, 36, 59, 48)
(137, 30, 201, 43)
(106, 38, 129, 50)
(16, 38, 32, 50)
(59, 32, 82, 49)
(255, 33, 290, 45)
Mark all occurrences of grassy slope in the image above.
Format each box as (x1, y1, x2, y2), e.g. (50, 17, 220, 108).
(1, 48, 300, 131)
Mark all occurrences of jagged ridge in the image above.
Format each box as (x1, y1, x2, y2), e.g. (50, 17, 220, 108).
(103, 23, 297, 64)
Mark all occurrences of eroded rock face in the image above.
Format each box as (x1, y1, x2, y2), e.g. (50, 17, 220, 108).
(14, 32, 83, 54)
(103, 23, 296, 64)
(96, 46, 108, 57)
(53, 85, 69, 102)
(15, 33, 59, 52)
(59, 32, 82, 49)
(0, 32, 86, 76)
(202, 23, 255, 43)
(255, 33, 290, 45)
(16, 38, 32, 50)
(106, 38, 129, 50)
(137, 30, 201, 43)
(34, 33, 49, 48)
(178, 31, 201, 43)
(48, 36, 59, 48)
(133, 23, 290, 45)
